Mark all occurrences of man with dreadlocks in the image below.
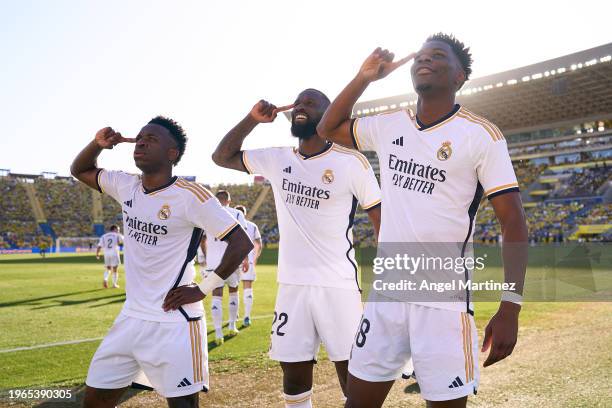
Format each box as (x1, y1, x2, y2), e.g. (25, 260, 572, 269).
(318, 33, 528, 407)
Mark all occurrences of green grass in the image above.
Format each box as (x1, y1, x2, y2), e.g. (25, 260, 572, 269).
(0, 249, 608, 391)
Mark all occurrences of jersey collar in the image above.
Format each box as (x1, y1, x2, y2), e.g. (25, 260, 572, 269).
(141, 176, 178, 195)
(415, 104, 461, 132)
(294, 141, 333, 160)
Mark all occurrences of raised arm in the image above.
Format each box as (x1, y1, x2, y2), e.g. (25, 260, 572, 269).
(212, 101, 294, 172)
(70, 127, 135, 190)
(481, 192, 528, 367)
(317, 48, 415, 148)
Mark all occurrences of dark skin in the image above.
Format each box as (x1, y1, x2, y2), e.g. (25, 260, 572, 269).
(317, 42, 528, 408)
(72, 122, 252, 408)
(213, 89, 381, 397)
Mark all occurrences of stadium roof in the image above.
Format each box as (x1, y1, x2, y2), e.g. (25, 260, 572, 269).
(352, 43, 612, 136)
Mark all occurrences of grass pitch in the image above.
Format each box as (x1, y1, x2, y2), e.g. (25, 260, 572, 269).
(0, 250, 611, 407)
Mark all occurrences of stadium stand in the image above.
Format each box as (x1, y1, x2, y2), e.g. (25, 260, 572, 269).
(1, 44, 611, 250)
(35, 178, 93, 237)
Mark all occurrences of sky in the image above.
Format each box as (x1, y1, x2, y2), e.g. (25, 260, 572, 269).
(1, 0, 610, 185)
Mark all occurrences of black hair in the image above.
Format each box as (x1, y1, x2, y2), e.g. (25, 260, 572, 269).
(109, 225, 118, 231)
(216, 190, 230, 202)
(235, 205, 247, 215)
(302, 88, 330, 105)
(426, 33, 473, 80)
(148, 116, 187, 165)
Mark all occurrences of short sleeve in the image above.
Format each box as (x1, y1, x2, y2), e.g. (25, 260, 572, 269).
(349, 157, 381, 211)
(98, 237, 104, 247)
(253, 224, 261, 240)
(97, 169, 139, 203)
(351, 115, 381, 152)
(475, 138, 519, 199)
(190, 194, 240, 241)
(236, 210, 248, 230)
(242, 148, 276, 176)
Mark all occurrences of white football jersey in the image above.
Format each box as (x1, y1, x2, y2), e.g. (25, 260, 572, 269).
(97, 170, 239, 322)
(98, 232, 123, 255)
(244, 220, 261, 263)
(204, 206, 247, 270)
(351, 105, 519, 312)
(242, 142, 381, 290)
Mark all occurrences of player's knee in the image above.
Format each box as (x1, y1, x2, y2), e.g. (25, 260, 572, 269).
(166, 392, 198, 408)
(82, 386, 123, 408)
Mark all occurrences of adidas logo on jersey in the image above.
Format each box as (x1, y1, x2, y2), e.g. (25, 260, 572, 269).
(177, 377, 192, 388)
(283, 166, 292, 174)
(448, 376, 464, 388)
(392, 136, 404, 146)
(123, 200, 133, 208)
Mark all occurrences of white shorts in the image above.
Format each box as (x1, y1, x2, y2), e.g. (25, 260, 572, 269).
(269, 284, 362, 362)
(240, 263, 256, 281)
(86, 314, 209, 398)
(348, 301, 479, 402)
(103, 253, 120, 267)
(204, 269, 240, 289)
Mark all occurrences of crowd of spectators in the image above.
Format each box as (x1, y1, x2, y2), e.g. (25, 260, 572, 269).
(0, 178, 47, 248)
(35, 178, 93, 237)
(551, 165, 610, 198)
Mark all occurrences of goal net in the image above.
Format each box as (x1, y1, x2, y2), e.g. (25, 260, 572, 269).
(55, 237, 100, 253)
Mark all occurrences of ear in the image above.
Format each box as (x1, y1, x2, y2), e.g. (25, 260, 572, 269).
(168, 147, 179, 165)
(454, 68, 466, 90)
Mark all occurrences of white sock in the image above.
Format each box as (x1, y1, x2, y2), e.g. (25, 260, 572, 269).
(103, 270, 109, 281)
(211, 296, 223, 338)
(243, 288, 253, 318)
(228, 293, 239, 330)
(284, 390, 312, 408)
(112, 272, 118, 285)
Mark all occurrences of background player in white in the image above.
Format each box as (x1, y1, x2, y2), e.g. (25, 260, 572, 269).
(202, 189, 249, 345)
(96, 224, 124, 288)
(71, 116, 252, 408)
(235, 204, 262, 327)
(212, 88, 382, 408)
(318, 34, 528, 408)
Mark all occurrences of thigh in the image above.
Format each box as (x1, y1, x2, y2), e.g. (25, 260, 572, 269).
(86, 315, 140, 390)
(348, 301, 411, 382)
(269, 285, 319, 362)
(82, 385, 128, 408)
(240, 264, 256, 281)
(409, 306, 479, 403)
(280, 361, 315, 394)
(226, 270, 240, 288)
(135, 319, 209, 398)
(345, 373, 394, 408)
(312, 287, 363, 362)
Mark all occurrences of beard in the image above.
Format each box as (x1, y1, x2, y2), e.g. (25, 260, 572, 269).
(291, 120, 318, 140)
(415, 83, 433, 93)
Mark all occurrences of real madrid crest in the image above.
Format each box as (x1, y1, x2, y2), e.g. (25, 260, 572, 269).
(158, 204, 171, 220)
(322, 169, 334, 184)
(437, 141, 452, 161)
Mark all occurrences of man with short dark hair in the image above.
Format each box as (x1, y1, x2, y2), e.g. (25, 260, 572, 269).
(213, 88, 382, 407)
(318, 34, 528, 408)
(71, 116, 253, 408)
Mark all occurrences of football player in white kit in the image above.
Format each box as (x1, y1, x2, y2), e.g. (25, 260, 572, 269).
(318, 34, 528, 408)
(71, 116, 253, 408)
(212, 88, 382, 408)
(234, 205, 263, 327)
(96, 224, 124, 288)
(202, 190, 249, 345)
